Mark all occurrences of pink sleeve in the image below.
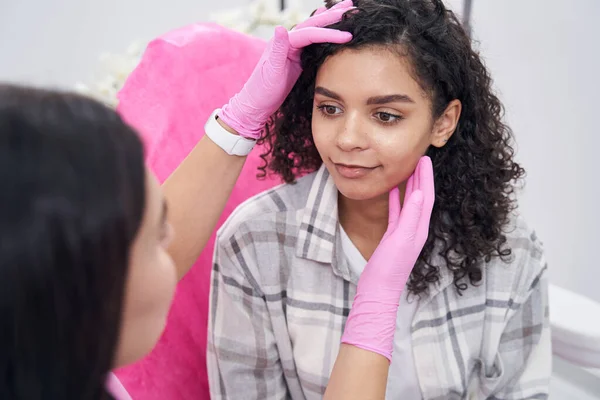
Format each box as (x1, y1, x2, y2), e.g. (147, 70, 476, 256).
(106, 373, 132, 400)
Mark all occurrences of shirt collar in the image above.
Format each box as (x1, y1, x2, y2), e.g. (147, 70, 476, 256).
(295, 164, 338, 264)
(295, 164, 454, 296)
(295, 165, 355, 280)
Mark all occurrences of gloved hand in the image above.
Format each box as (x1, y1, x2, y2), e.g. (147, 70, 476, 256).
(341, 156, 435, 362)
(218, 0, 355, 139)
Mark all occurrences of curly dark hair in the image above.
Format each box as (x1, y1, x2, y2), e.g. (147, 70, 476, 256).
(258, 0, 525, 295)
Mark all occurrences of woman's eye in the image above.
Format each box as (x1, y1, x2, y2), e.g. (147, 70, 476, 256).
(376, 112, 402, 124)
(317, 105, 342, 116)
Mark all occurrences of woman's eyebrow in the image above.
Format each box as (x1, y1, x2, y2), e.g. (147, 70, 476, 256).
(315, 86, 415, 105)
(366, 94, 415, 105)
(315, 86, 342, 101)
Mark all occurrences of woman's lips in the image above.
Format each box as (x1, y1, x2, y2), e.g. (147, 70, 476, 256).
(333, 163, 378, 179)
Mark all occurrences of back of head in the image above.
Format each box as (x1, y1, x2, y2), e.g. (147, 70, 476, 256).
(261, 0, 524, 295)
(0, 85, 145, 399)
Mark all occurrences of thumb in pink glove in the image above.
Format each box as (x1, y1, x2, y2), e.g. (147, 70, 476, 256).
(218, 0, 355, 139)
(341, 156, 435, 362)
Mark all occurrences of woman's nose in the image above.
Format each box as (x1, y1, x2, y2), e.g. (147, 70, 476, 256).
(335, 110, 368, 152)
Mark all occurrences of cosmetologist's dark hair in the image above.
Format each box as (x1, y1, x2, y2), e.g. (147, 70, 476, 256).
(0, 84, 146, 399)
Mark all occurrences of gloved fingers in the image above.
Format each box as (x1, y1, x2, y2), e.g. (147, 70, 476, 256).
(397, 190, 425, 243)
(387, 187, 401, 228)
(415, 156, 435, 245)
(288, 26, 352, 49)
(267, 26, 292, 71)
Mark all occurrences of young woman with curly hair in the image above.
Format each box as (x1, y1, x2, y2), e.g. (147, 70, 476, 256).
(207, 0, 551, 399)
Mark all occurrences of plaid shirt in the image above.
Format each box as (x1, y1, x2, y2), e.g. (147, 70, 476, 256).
(207, 165, 551, 400)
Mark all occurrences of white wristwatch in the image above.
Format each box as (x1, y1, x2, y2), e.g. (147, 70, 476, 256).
(204, 108, 256, 156)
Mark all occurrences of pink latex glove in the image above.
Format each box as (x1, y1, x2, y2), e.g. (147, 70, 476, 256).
(341, 156, 435, 361)
(218, 0, 354, 139)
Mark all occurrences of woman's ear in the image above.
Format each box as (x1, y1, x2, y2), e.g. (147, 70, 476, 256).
(430, 99, 461, 148)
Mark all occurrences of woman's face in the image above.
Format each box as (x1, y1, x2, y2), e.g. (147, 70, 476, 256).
(311, 46, 454, 200)
(114, 169, 176, 367)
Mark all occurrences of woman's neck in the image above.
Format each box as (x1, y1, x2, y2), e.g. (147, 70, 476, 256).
(338, 184, 405, 261)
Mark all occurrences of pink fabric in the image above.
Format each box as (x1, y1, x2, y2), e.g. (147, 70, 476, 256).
(114, 23, 280, 400)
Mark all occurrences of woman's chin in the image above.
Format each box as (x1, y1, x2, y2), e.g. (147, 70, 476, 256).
(334, 180, 389, 202)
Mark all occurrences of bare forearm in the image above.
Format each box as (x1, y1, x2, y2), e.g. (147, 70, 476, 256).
(162, 132, 246, 280)
(324, 344, 390, 400)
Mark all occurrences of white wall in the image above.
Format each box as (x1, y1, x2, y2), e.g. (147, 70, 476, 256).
(0, 0, 247, 88)
(469, 0, 600, 302)
(1, 0, 597, 302)
(0, 0, 465, 88)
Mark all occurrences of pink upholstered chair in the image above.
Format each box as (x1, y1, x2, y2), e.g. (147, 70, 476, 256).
(114, 23, 280, 400)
